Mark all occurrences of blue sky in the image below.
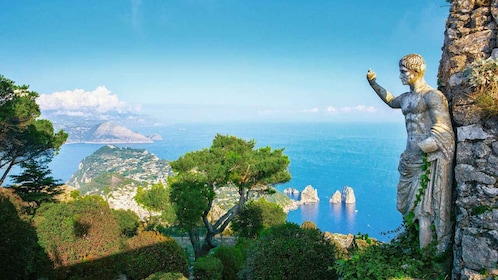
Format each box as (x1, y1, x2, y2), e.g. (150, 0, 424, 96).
(0, 1, 450, 123)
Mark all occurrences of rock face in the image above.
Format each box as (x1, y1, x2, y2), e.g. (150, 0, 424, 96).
(438, 1, 498, 278)
(329, 190, 342, 204)
(299, 185, 319, 204)
(342, 186, 356, 204)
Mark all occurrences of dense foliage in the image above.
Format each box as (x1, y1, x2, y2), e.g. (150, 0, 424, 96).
(193, 255, 224, 280)
(33, 195, 188, 279)
(244, 223, 338, 280)
(335, 223, 451, 279)
(143, 272, 188, 280)
(231, 199, 286, 238)
(170, 134, 291, 258)
(136, 182, 177, 224)
(34, 196, 124, 269)
(0, 74, 67, 185)
(301, 220, 318, 230)
(112, 208, 140, 237)
(123, 231, 189, 279)
(212, 246, 244, 280)
(0, 189, 52, 279)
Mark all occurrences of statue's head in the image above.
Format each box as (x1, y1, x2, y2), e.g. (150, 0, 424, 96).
(399, 54, 426, 77)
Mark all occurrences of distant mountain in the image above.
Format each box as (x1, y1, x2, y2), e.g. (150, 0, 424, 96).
(82, 122, 153, 144)
(41, 110, 164, 129)
(40, 110, 164, 143)
(60, 121, 157, 144)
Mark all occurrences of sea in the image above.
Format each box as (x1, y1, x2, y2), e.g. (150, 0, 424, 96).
(48, 122, 407, 242)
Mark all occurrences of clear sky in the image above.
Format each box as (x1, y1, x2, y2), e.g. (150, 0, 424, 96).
(0, 0, 451, 124)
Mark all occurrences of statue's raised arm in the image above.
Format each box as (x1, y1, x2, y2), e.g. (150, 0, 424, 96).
(366, 69, 400, 108)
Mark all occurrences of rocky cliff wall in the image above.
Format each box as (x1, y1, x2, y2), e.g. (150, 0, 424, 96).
(437, 1, 498, 279)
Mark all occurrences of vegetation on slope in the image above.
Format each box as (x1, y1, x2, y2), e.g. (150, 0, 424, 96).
(67, 145, 173, 195)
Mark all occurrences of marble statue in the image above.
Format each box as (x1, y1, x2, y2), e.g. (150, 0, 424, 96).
(367, 54, 455, 253)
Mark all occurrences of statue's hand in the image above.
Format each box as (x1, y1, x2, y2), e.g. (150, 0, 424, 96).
(367, 69, 376, 81)
(418, 137, 438, 153)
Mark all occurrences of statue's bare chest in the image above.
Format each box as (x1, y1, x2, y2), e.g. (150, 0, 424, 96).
(400, 93, 428, 116)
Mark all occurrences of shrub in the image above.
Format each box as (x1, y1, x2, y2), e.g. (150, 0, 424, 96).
(232, 199, 286, 238)
(122, 231, 189, 280)
(466, 57, 498, 118)
(234, 237, 256, 264)
(0, 188, 52, 279)
(193, 255, 223, 280)
(213, 246, 244, 280)
(112, 208, 139, 237)
(144, 272, 188, 280)
(35, 196, 123, 269)
(34, 196, 125, 279)
(335, 223, 451, 279)
(301, 220, 317, 229)
(244, 223, 338, 280)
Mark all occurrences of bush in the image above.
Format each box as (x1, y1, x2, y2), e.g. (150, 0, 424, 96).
(112, 209, 139, 237)
(0, 189, 52, 279)
(193, 255, 223, 280)
(35, 196, 123, 267)
(335, 223, 451, 279)
(234, 237, 256, 264)
(301, 220, 317, 229)
(144, 272, 188, 280)
(213, 246, 244, 280)
(244, 223, 338, 280)
(467, 57, 498, 118)
(35, 196, 124, 279)
(232, 199, 286, 238)
(122, 231, 189, 280)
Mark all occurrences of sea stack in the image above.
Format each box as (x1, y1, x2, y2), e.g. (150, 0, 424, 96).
(342, 186, 356, 204)
(284, 187, 300, 196)
(329, 190, 342, 204)
(300, 185, 319, 204)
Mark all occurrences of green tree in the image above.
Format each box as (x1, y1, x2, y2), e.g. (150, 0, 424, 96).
(169, 134, 291, 259)
(10, 159, 62, 204)
(244, 223, 338, 280)
(112, 209, 139, 237)
(135, 182, 176, 224)
(232, 199, 286, 238)
(0, 75, 67, 185)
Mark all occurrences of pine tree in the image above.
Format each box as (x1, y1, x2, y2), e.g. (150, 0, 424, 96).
(10, 159, 62, 204)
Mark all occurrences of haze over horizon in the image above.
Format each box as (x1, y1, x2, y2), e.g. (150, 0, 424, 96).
(1, 1, 450, 124)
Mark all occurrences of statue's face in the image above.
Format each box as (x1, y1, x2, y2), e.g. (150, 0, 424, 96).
(399, 66, 417, 85)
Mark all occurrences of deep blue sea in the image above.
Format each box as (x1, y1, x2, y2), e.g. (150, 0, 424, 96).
(48, 122, 407, 242)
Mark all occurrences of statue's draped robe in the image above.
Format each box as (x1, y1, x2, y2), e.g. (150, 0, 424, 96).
(397, 123, 455, 252)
